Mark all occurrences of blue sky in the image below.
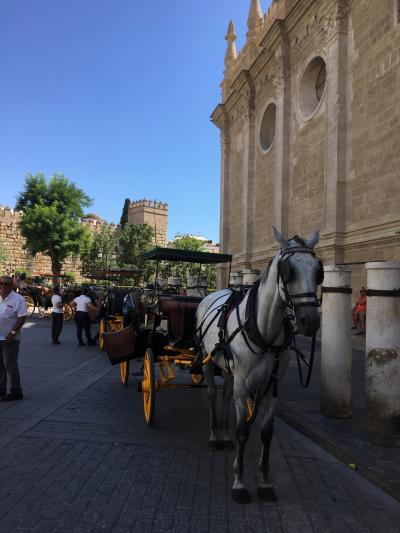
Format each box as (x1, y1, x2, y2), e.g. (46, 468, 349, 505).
(0, 0, 271, 242)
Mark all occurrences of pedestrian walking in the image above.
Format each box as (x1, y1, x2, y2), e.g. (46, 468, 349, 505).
(72, 287, 95, 346)
(51, 286, 63, 344)
(0, 275, 27, 401)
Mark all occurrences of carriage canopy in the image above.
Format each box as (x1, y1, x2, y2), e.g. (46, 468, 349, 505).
(142, 247, 232, 264)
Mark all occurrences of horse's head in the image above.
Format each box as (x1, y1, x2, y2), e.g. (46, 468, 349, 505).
(273, 227, 323, 337)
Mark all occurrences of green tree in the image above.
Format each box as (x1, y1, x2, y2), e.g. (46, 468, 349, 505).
(118, 223, 154, 283)
(16, 173, 92, 283)
(168, 234, 216, 290)
(81, 223, 118, 275)
(120, 198, 130, 229)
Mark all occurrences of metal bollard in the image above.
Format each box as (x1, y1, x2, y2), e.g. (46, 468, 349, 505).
(365, 262, 400, 446)
(321, 265, 353, 418)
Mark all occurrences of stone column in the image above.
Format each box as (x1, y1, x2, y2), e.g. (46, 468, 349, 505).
(323, 1, 349, 260)
(241, 72, 256, 263)
(211, 104, 231, 290)
(273, 23, 291, 237)
(365, 262, 400, 446)
(230, 272, 243, 287)
(321, 265, 352, 418)
(242, 269, 260, 285)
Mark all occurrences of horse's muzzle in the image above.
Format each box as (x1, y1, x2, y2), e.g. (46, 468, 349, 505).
(295, 308, 320, 337)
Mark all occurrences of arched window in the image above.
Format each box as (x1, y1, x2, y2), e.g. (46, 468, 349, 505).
(298, 56, 327, 119)
(260, 103, 276, 151)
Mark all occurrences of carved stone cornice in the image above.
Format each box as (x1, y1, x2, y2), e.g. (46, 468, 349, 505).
(210, 103, 229, 131)
(291, 0, 349, 49)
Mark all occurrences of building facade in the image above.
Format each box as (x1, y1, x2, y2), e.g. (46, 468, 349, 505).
(212, 0, 400, 289)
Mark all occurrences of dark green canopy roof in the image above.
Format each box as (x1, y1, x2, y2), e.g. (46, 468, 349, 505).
(142, 247, 232, 264)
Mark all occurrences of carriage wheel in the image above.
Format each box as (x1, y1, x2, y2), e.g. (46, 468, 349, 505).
(24, 295, 35, 318)
(142, 349, 155, 426)
(120, 360, 130, 387)
(246, 395, 259, 425)
(191, 373, 204, 385)
(38, 305, 51, 318)
(63, 303, 74, 321)
(99, 319, 106, 350)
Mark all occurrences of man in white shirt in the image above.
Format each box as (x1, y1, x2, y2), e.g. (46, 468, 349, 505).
(72, 287, 95, 346)
(51, 286, 63, 344)
(0, 275, 27, 401)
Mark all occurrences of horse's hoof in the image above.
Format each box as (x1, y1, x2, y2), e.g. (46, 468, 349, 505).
(222, 440, 234, 451)
(231, 488, 251, 504)
(208, 440, 220, 451)
(257, 486, 277, 502)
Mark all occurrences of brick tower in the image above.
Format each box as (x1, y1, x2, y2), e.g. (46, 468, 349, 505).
(127, 199, 168, 246)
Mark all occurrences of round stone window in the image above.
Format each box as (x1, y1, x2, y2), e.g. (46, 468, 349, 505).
(298, 56, 326, 119)
(260, 102, 276, 151)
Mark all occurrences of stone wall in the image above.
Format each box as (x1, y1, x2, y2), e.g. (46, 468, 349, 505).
(212, 0, 400, 292)
(0, 208, 105, 280)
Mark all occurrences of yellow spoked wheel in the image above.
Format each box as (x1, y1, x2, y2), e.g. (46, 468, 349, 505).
(191, 373, 204, 385)
(120, 360, 130, 387)
(99, 319, 106, 350)
(24, 295, 35, 318)
(246, 395, 259, 425)
(142, 349, 155, 426)
(63, 303, 74, 321)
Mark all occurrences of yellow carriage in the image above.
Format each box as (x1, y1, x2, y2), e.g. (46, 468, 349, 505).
(102, 248, 232, 426)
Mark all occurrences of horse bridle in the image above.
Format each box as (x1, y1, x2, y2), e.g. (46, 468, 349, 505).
(277, 246, 324, 310)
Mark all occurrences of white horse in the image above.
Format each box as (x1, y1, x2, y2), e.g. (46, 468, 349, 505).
(195, 227, 323, 504)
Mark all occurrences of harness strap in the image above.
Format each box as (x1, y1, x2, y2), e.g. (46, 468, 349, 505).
(195, 292, 230, 347)
(210, 290, 247, 373)
(365, 289, 400, 298)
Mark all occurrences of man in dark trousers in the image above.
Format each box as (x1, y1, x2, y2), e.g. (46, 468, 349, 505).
(72, 287, 95, 346)
(51, 286, 63, 344)
(0, 275, 27, 401)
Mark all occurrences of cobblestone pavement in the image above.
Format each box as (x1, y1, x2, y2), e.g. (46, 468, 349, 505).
(0, 318, 399, 532)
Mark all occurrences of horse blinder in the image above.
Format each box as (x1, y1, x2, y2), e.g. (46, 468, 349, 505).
(278, 258, 292, 285)
(316, 259, 324, 286)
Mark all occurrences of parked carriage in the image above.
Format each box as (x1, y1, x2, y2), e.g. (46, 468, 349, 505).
(19, 274, 75, 320)
(102, 248, 232, 425)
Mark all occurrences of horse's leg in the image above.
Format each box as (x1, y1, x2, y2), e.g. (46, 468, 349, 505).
(257, 395, 277, 502)
(203, 362, 220, 451)
(220, 371, 234, 450)
(232, 382, 251, 504)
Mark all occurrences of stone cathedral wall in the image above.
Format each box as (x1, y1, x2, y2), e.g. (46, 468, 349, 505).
(213, 0, 400, 292)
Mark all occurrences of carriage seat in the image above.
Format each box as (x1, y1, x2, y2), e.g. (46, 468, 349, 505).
(158, 295, 203, 344)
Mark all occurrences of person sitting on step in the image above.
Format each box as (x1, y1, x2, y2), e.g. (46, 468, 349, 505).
(351, 287, 366, 335)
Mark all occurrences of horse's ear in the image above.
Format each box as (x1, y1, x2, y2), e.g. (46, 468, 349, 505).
(305, 229, 320, 249)
(272, 226, 289, 248)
